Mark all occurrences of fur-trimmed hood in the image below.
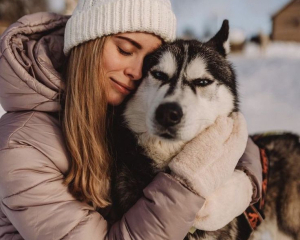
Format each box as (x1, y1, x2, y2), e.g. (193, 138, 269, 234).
(0, 12, 69, 112)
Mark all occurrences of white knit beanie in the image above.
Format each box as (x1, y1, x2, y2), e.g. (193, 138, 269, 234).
(64, 0, 176, 55)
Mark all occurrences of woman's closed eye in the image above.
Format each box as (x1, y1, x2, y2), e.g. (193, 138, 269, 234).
(118, 46, 133, 56)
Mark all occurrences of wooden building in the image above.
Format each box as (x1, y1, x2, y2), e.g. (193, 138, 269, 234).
(272, 0, 300, 42)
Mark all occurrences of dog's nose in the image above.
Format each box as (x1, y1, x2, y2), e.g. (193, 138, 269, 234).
(155, 103, 183, 127)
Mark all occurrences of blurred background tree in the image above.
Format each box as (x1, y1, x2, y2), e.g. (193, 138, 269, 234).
(65, 0, 78, 15)
(0, 0, 78, 34)
(0, 0, 47, 34)
(0, 0, 47, 23)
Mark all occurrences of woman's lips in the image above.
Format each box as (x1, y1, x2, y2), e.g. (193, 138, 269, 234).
(110, 78, 134, 95)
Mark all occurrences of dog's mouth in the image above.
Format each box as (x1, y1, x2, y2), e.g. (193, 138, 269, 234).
(159, 132, 175, 139)
(155, 128, 177, 140)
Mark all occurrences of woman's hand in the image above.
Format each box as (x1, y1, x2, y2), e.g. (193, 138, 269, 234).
(193, 170, 253, 231)
(169, 112, 248, 198)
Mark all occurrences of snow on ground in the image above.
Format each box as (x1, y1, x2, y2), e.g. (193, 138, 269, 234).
(229, 42, 300, 135)
(243, 41, 300, 59)
(1, 42, 300, 136)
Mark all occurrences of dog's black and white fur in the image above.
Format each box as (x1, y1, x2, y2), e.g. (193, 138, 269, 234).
(109, 20, 300, 240)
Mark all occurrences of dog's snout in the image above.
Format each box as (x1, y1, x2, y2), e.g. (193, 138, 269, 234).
(155, 103, 183, 127)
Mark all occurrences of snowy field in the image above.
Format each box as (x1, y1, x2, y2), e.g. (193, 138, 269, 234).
(1, 42, 300, 136)
(230, 42, 300, 135)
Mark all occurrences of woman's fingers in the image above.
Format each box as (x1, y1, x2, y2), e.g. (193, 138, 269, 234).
(200, 115, 234, 146)
(223, 112, 248, 159)
(184, 115, 234, 155)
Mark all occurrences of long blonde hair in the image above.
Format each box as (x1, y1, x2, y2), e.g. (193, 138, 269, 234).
(62, 37, 112, 208)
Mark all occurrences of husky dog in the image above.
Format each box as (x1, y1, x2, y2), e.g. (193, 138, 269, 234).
(109, 20, 300, 240)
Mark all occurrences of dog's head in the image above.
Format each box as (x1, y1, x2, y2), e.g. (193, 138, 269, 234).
(124, 20, 238, 152)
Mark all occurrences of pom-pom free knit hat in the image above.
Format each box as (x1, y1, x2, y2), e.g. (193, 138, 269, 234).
(64, 0, 176, 55)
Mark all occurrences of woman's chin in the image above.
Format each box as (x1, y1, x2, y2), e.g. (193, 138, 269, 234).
(107, 93, 126, 106)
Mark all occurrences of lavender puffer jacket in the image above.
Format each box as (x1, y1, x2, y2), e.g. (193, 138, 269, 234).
(0, 12, 261, 240)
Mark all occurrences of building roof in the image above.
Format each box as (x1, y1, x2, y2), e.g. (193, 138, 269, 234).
(272, 0, 299, 19)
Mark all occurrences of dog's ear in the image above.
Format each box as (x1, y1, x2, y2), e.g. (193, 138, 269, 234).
(206, 20, 230, 57)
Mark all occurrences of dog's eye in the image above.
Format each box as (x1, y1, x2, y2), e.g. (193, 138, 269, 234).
(151, 71, 169, 81)
(192, 79, 214, 87)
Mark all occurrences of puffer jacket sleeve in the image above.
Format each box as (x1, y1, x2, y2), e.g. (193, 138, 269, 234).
(0, 147, 204, 240)
(236, 137, 263, 204)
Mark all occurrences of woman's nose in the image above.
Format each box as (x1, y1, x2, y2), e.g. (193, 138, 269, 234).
(125, 60, 143, 81)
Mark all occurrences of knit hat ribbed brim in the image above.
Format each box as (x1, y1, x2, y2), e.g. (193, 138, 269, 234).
(64, 0, 176, 55)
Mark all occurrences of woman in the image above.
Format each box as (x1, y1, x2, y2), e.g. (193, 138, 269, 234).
(0, 0, 262, 239)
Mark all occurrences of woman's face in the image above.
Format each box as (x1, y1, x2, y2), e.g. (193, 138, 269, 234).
(102, 32, 162, 106)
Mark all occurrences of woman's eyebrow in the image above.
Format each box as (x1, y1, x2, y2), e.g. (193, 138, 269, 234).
(116, 36, 142, 49)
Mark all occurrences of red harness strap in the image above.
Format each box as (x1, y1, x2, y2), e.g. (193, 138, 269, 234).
(243, 148, 269, 231)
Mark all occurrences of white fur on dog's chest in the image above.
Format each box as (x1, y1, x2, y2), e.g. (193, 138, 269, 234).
(137, 133, 185, 169)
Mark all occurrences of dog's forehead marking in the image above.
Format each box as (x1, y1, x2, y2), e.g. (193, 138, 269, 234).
(178, 44, 189, 81)
(186, 57, 210, 80)
(155, 51, 176, 77)
(163, 44, 189, 97)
